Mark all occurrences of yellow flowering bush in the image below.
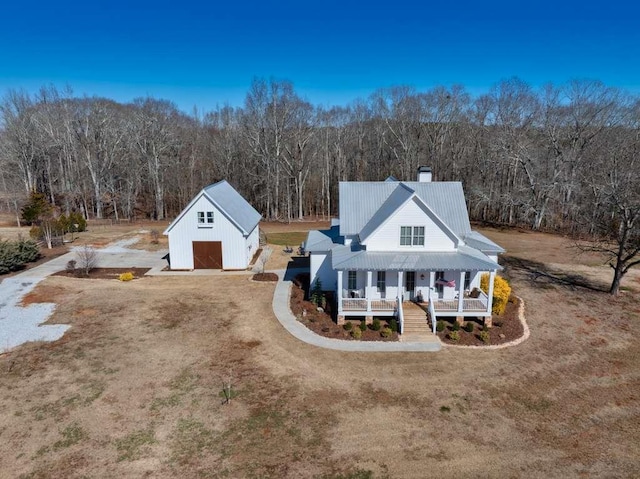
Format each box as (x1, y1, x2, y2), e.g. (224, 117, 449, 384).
(118, 272, 135, 282)
(480, 273, 511, 315)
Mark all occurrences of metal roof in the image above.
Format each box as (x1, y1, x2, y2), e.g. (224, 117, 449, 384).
(165, 180, 261, 236)
(339, 181, 472, 238)
(203, 180, 261, 235)
(331, 245, 501, 272)
(358, 183, 415, 241)
(463, 231, 506, 253)
(304, 227, 342, 252)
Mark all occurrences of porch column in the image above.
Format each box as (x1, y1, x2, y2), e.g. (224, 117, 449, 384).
(366, 270, 372, 313)
(457, 270, 465, 313)
(429, 272, 435, 301)
(486, 270, 496, 314)
(397, 271, 404, 301)
(337, 270, 343, 314)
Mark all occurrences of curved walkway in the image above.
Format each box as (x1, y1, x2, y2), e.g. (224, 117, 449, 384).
(271, 269, 442, 352)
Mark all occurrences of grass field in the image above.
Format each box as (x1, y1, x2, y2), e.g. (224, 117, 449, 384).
(0, 221, 639, 478)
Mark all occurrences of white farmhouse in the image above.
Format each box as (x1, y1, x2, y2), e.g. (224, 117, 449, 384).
(305, 167, 504, 335)
(164, 180, 261, 270)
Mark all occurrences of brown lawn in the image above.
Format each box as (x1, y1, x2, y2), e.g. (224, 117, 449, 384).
(0, 222, 639, 478)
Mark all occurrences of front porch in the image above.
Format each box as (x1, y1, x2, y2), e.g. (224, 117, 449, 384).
(340, 294, 490, 316)
(336, 268, 497, 335)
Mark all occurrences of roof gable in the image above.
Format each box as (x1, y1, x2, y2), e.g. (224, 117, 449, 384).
(164, 180, 261, 235)
(339, 181, 471, 238)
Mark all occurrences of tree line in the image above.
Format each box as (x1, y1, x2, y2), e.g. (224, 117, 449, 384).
(0, 78, 638, 293)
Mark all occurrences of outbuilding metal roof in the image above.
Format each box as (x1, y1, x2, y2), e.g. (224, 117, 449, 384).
(164, 180, 261, 236)
(203, 180, 261, 235)
(339, 181, 471, 238)
(331, 245, 501, 272)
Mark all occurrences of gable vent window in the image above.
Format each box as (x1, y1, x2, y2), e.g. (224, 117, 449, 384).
(197, 211, 214, 226)
(400, 226, 425, 246)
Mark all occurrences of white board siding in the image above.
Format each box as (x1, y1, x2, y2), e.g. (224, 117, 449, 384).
(310, 253, 336, 291)
(364, 198, 456, 252)
(245, 225, 259, 266)
(167, 193, 248, 270)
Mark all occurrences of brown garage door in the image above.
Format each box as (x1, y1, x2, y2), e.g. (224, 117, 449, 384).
(192, 241, 223, 269)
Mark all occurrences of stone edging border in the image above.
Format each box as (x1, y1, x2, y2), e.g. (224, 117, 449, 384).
(441, 296, 529, 350)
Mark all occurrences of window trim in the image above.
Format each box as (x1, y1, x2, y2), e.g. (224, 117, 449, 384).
(197, 210, 214, 227)
(400, 225, 425, 247)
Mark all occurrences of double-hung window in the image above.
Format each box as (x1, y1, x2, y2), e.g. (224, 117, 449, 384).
(197, 211, 214, 226)
(400, 226, 425, 246)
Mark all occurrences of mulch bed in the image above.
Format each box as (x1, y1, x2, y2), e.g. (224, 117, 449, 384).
(290, 274, 399, 341)
(53, 267, 150, 280)
(252, 272, 278, 282)
(436, 296, 524, 346)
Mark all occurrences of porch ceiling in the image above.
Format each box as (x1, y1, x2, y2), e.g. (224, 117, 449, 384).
(332, 245, 501, 272)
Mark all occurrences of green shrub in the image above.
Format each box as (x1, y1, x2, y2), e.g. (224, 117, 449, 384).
(119, 272, 134, 282)
(483, 324, 489, 332)
(452, 321, 460, 332)
(0, 239, 40, 274)
(343, 321, 353, 331)
(389, 318, 398, 332)
(380, 327, 392, 338)
(16, 239, 39, 263)
(371, 318, 381, 331)
(351, 328, 362, 340)
(464, 322, 474, 333)
(448, 331, 460, 341)
(0, 240, 20, 274)
(311, 278, 323, 306)
(436, 320, 445, 332)
(479, 331, 490, 343)
(359, 320, 367, 332)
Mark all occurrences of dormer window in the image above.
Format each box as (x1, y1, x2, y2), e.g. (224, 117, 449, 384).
(197, 211, 214, 226)
(400, 226, 424, 246)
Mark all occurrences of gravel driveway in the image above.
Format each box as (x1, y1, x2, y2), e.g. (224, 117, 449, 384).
(0, 238, 167, 353)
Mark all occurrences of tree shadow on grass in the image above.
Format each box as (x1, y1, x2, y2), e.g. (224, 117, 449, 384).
(502, 255, 608, 293)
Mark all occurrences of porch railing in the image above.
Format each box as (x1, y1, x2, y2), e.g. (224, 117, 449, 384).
(397, 296, 404, 334)
(341, 298, 399, 312)
(431, 295, 488, 312)
(342, 298, 367, 311)
(428, 300, 436, 334)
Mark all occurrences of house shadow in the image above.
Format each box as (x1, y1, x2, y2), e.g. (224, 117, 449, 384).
(501, 255, 608, 293)
(283, 255, 309, 282)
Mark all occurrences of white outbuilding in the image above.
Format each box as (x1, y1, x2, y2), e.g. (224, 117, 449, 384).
(163, 180, 261, 270)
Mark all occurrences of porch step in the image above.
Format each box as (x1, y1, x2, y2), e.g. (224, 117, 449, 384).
(400, 301, 434, 340)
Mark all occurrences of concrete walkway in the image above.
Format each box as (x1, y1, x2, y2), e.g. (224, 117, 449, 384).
(271, 269, 442, 352)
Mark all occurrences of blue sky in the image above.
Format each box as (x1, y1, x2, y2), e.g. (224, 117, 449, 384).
(1, 0, 638, 112)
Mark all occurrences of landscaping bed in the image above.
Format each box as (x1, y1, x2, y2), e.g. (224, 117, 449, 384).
(53, 267, 150, 280)
(290, 274, 399, 341)
(436, 296, 523, 346)
(252, 272, 278, 282)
